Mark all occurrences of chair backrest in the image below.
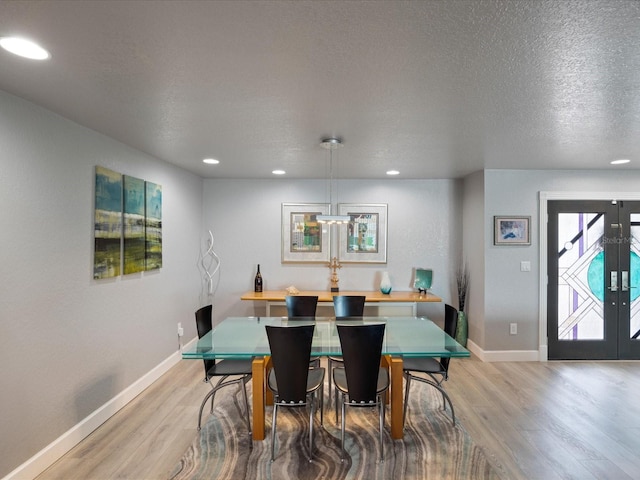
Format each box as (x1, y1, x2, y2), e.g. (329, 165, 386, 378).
(444, 304, 458, 338)
(266, 324, 315, 402)
(442, 304, 459, 371)
(336, 323, 386, 403)
(333, 295, 366, 318)
(285, 295, 318, 318)
(195, 305, 215, 374)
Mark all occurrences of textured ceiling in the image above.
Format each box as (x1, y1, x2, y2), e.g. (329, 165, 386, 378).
(0, 0, 639, 179)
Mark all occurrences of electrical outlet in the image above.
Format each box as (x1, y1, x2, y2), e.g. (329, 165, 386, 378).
(510, 323, 517, 335)
(520, 261, 531, 272)
(177, 322, 184, 337)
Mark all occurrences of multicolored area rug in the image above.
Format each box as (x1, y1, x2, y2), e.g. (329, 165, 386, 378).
(170, 380, 499, 480)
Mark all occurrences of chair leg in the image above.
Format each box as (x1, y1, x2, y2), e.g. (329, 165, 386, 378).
(209, 375, 230, 413)
(308, 396, 315, 462)
(427, 373, 447, 409)
(239, 377, 252, 435)
(197, 390, 213, 431)
(403, 372, 411, 427)
(340, 395, 346, 462)
(411, 376, 457, 426)
(379, 396, 385, 463)
(335, 385, 339, 424)
(319, 383, 324, 426)
(271, 402, 278, 462)
(198, 382, 225, 431)
(328, 358, 333, 403)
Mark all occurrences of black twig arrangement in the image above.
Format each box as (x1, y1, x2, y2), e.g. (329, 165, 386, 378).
(456, 263, 469, 313)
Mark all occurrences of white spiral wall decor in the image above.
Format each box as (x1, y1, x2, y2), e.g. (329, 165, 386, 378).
(198, 230, 221, 304)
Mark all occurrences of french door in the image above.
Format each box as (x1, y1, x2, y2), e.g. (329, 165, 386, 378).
(547, 200, 640, 360)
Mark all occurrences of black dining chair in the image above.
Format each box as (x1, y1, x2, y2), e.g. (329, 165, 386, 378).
(266, 324, 325, 462)
(285, 295, 318, 317)
(195, 305, 252, 435)
(328, 295, 366, 402)
(285, 295, 320, 367)
(402, 303, 458, 426)
(333, 323, 389, 462)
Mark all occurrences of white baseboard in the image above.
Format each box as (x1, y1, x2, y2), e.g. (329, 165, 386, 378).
(466, 338, 541, 362)
(2, 338, 197, 480)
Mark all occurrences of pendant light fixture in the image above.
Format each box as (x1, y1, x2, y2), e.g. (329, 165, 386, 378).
(317, 137, 351, 224)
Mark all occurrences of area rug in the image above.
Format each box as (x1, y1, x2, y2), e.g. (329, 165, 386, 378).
(170, 380, 500, 480)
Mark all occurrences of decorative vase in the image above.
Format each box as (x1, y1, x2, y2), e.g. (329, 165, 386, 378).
(455, 311, 468, 347)
(380, 271, 392, 294)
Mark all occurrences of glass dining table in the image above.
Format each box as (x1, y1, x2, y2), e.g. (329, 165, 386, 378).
(182, 316, 469, 440)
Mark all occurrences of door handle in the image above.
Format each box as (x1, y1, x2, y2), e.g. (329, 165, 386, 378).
(622, 271, 629, 291)
(610, 271, 618, 292)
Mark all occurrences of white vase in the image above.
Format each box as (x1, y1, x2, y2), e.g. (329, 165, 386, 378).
(380, 271, 392, 294)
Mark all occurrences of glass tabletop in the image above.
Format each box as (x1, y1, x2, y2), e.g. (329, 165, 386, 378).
(181, 316, 470, 359)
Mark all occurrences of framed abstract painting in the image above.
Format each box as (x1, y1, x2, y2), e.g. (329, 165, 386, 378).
(337, 203, 388, 263)
(281, 203, 331, 263)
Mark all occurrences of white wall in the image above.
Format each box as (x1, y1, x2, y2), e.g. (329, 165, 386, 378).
(0, 90, 203, 478)
(201, 178, 464, 325)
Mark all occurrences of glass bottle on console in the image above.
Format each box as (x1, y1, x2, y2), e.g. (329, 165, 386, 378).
(254, 264, 263, 292)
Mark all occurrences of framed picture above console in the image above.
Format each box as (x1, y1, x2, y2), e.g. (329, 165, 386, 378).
(338, 203, 388, 263)
(281, 203, 331, 263)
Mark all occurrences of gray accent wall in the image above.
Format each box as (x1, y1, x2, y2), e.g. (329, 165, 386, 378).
(0, 90, 203, 478)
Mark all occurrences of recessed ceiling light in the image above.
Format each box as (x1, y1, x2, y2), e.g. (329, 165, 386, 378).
(202, 158, 219, 164)
(386, 170, 400, 176)
(611, 159, 630, 165)
(0, 37, 50, 60)
(272, 169, 286, 175)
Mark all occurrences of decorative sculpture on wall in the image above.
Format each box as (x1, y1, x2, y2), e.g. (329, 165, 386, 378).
(198, 230, 221, 305)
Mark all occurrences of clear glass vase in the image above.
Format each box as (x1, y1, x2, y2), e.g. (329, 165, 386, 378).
(380, 271, 392, 294)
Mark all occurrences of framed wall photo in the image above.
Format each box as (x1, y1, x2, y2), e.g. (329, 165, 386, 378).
(338, 203, 388, 263)
(494, 216, 531, 245)
(282, 203, 331, 263)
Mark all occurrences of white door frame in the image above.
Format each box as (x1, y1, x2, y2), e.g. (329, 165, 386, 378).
(538, 191, 640, 361)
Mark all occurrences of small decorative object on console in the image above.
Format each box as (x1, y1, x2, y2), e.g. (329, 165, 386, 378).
(380, 271, 392, 294)
(414, 268, 433, 295)
(254, 264, 263, 292)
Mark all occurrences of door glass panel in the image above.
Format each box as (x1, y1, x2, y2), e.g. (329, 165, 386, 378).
(557, 213, 604, 340)
(630, 213, 640, 340)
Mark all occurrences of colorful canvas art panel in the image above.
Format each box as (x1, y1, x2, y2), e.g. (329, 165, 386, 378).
(145, 181, 162, 270)
(94, 166, 122, 279)
(123, 175, 146, 274)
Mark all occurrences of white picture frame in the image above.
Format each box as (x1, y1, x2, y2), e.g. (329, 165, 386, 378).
(337, 203, 388, 263)
(281, 203, 331, 263)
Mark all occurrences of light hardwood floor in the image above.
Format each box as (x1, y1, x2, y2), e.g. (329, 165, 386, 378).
(35, 356, 640, 480)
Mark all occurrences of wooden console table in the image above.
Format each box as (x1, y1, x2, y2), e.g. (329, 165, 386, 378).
(241, 290, 441, 316)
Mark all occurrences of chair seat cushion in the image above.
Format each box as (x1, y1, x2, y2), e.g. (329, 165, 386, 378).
(268, 367, 325, 397)
(402, 357, 445, 374)
(207, 358, 253, 377)
(332, 367, 389, 396)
